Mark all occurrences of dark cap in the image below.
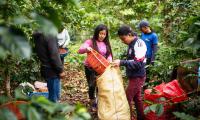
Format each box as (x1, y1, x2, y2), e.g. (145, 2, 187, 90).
(138, 20, 149, 29)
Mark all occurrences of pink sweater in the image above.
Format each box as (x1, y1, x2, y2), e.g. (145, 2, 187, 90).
(78, 39, 112, 67)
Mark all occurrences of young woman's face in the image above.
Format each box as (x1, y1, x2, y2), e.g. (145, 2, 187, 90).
(98, 30, 107, 41)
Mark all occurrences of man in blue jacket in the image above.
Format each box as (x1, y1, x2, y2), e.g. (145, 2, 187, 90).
(139, 20, 158, 65)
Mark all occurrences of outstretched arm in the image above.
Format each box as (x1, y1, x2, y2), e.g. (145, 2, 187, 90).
(78, 39, 92, 54)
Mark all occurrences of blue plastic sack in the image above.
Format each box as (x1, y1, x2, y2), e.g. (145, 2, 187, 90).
(28, 92, 49, 98)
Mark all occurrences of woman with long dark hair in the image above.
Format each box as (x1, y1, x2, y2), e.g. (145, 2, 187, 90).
(78, 24, 113, 112)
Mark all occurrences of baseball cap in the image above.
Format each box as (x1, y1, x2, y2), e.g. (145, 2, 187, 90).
(138, 20, 149, 29)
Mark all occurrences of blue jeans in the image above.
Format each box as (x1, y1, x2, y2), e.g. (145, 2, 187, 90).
(47, 76, 61, 102)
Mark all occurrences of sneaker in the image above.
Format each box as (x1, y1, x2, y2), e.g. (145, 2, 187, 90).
(131, 116, 136, 120)
(90, 99, 97, 112)
(91, 105, 97, 112)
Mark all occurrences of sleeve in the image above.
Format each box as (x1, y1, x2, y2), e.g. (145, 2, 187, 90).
(107, 54, 113, 62)
(63, 29, 70, 47)
(47, 36, 63, 74)
(152, 33, 158, 44)
(151, 44, 158, 62)
(78, 39, 92, 54)
(150, 33, 158, 62)
(134, 40, 147, 60)
(120, 60, 143, 70)
(120, 40, 146, 70)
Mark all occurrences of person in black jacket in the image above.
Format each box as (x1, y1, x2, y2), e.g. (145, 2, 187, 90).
(113, 25, 147, 120)
(33, 31, 65, 102)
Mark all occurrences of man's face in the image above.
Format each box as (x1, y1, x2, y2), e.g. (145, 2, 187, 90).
(141, 26, 149, 33)
(119, 35, 130, 45)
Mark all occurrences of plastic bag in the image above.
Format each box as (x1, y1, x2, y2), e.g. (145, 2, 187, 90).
(144, 83, 165, 102)
(163, 80, 188, 102)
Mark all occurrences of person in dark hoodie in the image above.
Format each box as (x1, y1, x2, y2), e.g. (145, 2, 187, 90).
(33, 31, 65, 102)
(113, 25, 147, 120)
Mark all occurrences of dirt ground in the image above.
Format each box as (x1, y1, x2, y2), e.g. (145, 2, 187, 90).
(60, 63, 98, 119)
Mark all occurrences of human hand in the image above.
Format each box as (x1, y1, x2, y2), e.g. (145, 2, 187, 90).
(59, 72, 66, 79)
(86, 47, 92, 52)
(112, 59, 120, 67)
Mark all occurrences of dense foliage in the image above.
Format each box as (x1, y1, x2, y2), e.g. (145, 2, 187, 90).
(0, 0, 199, 119)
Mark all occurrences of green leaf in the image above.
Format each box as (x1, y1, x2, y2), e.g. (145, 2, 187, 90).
(18, 103, 29, 119)
(155, 104, 164, 116)
(0, 108, 17, 120)
(194, 22, 200, 26)
(0, 47, 7, 59)
(42, 6, 62, 29)
(33, 96, 52, 105)
(13, 16, 30, 25)
(40, 103, 57, 114)
(30, 12, 58, 36)
(69, 0, 80, 6)
(79, 112, 91, 120)
(149, 104, 157, 112)
(14, 88, 28, 100)
(0, 26, 31, 59)
(55, 103, 74, 113)
(13, 36, 31, 59)
(27, 107, 41, 120)
(119, 9, 135, 16)
(158, 97, 167, 102)
(0, 95, 10, 104)
(31, 97, 56, 114)
(144, 106, 151, 115)
(144, 100, 154, 105)
(52, 0, 80, 6)
(184, 38, 194, 46)
(173, 112, 198, 120)
(76, 107, 87, 114)
(0, 0, 6, 5)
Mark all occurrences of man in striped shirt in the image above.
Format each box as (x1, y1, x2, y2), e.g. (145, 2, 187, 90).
(113, 25, 147, 120)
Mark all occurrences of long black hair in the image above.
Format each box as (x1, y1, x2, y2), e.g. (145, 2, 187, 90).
(92, 24, 113, 59)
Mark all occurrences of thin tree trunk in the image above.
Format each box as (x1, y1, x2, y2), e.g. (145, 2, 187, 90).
(3, 70, 12, 98)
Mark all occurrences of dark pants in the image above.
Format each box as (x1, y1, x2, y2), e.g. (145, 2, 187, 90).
(47, 76, 61, 102)
(144, 58, 151, 89)
(126, 76, 146, 120)
(84, 66, 97, 99)
(61, 57, 64, 64)
(146, 58, 151, 65)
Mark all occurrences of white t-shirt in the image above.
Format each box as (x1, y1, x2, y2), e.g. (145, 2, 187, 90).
(57, 29, 70, 48)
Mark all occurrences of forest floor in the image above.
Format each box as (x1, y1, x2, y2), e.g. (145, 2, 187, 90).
(60, 63, 98, 119)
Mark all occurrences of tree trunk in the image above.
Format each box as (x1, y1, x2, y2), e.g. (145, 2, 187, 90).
(162, 0, 172, 43)
(3, 70, 12, 98)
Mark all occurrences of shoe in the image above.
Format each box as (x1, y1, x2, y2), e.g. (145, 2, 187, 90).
(91, 106, 97, 112)
(131, 116, 136, 120)
(90, 99, 97, 112)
